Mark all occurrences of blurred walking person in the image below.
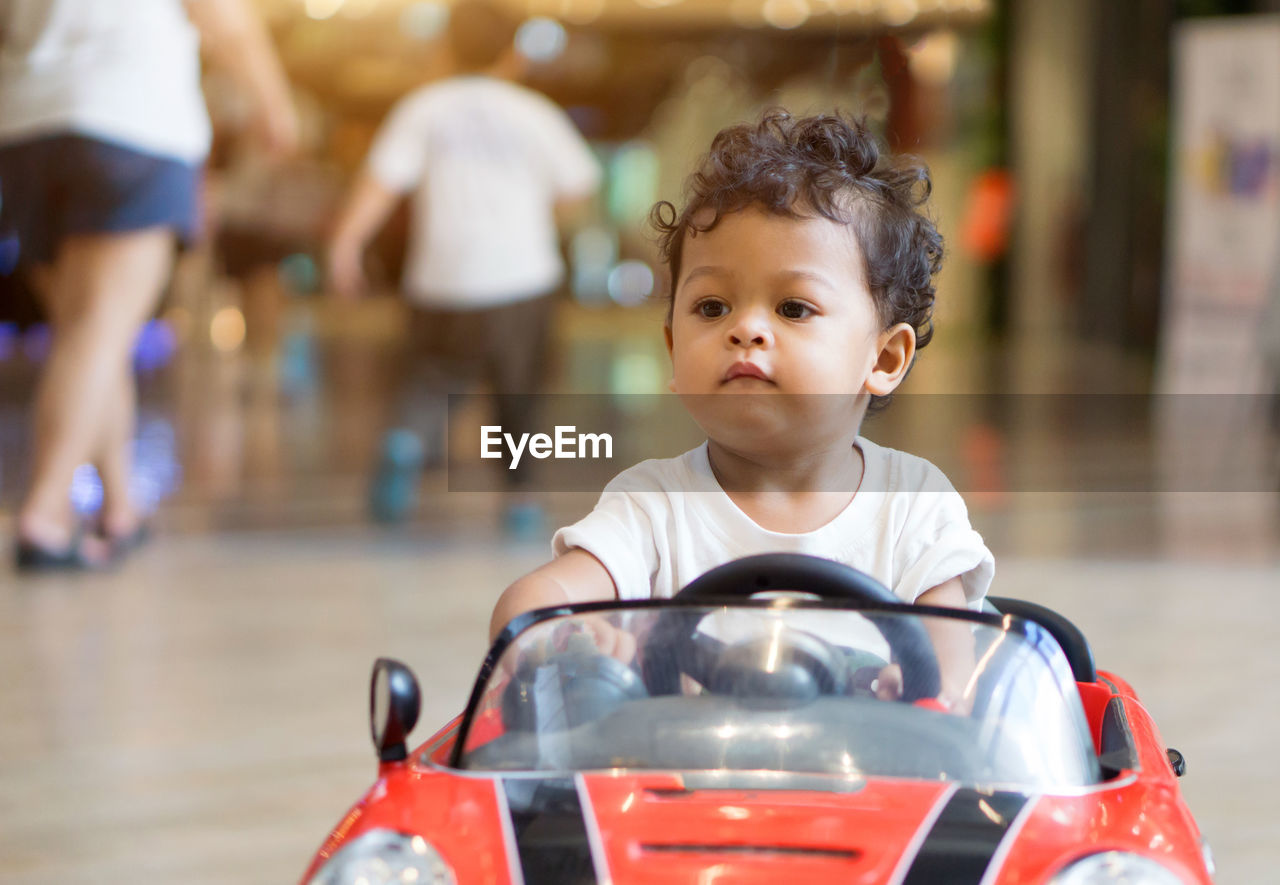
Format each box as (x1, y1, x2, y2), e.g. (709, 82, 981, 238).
(0, 0, 298, 569)
(327, 0, 601, 532)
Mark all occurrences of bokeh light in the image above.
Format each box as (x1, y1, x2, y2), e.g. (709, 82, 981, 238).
(908, 29, 959, 85)
(0, 322, 17, 362)
(279, 252, 321, 295)
(133, 319, 178, 372)
(304, 0, 344, 21)
(762, 0, 811, 30)
(609, 347, 666, 397)
(881, 0, 919, 26)
(69, 418, 181, 516)
(210, 307, 247, 353)
(398, 1, 448, 40)
(607, 260, 656, 307)
(571, 226, 619, 305)
(516, 17, 569, 63)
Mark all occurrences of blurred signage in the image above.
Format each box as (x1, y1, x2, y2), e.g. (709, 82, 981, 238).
(1160, 17, 1280, 395)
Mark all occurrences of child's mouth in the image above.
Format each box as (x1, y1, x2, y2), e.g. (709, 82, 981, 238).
(723, 362, 772, 384)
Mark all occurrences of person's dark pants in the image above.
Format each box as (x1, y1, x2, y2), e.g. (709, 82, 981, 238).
(393, 293, 554, 490)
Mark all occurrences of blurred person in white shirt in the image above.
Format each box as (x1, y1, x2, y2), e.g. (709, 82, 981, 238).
(327, 0, 601, 530)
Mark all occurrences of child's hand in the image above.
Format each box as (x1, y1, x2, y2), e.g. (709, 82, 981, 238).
(327, 240, 366, 300)
(873, 663, 903, 701)
(551, 616, 637, 665)
(872, 663, 971, 714)
(503, 615, 637, 678)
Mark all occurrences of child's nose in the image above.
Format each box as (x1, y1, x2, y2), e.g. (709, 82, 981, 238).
(727, 310, 772, 347)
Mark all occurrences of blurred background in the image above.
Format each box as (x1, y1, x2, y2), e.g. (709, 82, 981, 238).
(1, 0, 1278, 882)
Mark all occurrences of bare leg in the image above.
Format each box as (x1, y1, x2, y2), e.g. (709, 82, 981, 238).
(93, 361, 139, 539)
(37, 284, 145, 541)
(17, 229, 173, 553)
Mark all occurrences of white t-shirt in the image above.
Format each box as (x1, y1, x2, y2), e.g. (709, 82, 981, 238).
(0, 0, 210, 162)
(553, 438, 995, 609)
(366, 76, 601, 308)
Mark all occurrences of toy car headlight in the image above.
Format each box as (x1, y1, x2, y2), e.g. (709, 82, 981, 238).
(306, 829, 456, 885)
(1049, 851, 1187, 884)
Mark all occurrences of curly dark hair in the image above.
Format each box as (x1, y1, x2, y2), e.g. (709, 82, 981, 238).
(651, 110, 943, 408)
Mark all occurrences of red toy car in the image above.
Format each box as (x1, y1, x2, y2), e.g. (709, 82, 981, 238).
(299, 554, 1215, 884)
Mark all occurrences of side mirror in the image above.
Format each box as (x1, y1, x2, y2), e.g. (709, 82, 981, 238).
(370, 658, 421, 763)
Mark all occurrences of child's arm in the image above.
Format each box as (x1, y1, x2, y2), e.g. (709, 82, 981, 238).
(185, 0, 298, 158)
(489, 549, 619, 644)
(327, 172, 400, 298)
(914, 577, 976, 710)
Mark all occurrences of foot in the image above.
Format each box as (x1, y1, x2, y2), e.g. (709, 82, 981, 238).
(96, 511, 152, 556)
(14, 522, 113, 572)
(369, 429, 425, 524)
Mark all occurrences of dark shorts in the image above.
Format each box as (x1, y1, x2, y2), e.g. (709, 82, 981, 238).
(0, 133, 202, 268)
(395, 293, 556, 488)
(405, 294, 555, 394)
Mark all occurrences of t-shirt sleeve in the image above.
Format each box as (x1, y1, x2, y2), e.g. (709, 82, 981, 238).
(527, 98, 602, 199)
(365, 94, 430, 192)
(552, 482, 659, 601)
(893, 469, 995, 609)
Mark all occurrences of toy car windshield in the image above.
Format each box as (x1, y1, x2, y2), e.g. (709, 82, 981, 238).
(456, 603, 1101, 791)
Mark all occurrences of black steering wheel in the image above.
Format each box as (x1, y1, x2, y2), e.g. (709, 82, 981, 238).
(501, 632, 648, 733)
(641, 554, 941, 702)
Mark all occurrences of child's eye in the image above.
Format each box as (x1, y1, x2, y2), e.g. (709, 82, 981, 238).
(695, 299, 728, 318)
(778, 300, 814, 320)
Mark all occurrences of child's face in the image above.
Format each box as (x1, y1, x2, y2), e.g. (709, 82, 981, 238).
(665, 206, 913, 403)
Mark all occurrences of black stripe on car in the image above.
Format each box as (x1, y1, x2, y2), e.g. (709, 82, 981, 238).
(901, 788, 1029, 885)
(502, 777, 600, 885)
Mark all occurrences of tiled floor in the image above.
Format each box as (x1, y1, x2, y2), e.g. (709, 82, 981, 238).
(1, 299, 1277, 883)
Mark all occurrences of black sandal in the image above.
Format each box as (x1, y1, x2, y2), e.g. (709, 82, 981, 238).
(99, 520, 152, 557)
(13, 525, 110, 572)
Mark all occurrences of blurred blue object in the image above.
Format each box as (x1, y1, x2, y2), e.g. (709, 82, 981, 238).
(502, 500, 547, 542)
(14, 319, 177, 368)
(279, 328, 318, 396)
(131, 416, 182, 512)
(67, 416, 181, 516)
(69, 463, 103, 515)
(133, 319, 178, 371)
(369, 428, 425, 524)
(0, 322, 18, 361)
(0, 234, 18, 275)
(22, 324, 51, 361)
(279, 252, 320, 294)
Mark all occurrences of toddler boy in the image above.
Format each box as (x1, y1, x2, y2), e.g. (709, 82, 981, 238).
(490, 110, 994, 706)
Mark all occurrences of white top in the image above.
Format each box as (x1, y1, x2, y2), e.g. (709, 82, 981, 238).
(366, 76, 601, 308)
(554, 439, 995, 608)
(0, 0, 210, 162)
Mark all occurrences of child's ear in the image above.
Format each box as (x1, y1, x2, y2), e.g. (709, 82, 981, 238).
(664, 323, 677, 392)
(864, 323, 917, 396)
